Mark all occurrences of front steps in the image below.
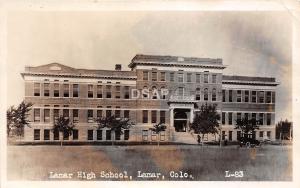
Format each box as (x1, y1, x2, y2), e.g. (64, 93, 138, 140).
(171, 129, 198, 145)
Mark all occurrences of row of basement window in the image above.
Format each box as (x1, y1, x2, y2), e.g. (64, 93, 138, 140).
(33, 129, 130, 141)
(221, 112, 272, 126)
(221, 130, 272, 141)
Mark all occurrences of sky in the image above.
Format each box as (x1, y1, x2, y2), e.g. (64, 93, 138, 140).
(6, 11, 292, 122)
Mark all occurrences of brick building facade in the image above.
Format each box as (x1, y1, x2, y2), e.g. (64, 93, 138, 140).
(21, 54, 279, 143)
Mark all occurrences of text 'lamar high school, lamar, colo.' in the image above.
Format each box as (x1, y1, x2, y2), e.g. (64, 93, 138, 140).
(21, 54, 279, 144)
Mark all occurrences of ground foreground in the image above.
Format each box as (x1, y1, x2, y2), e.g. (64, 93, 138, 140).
(7, 145, 292, 181)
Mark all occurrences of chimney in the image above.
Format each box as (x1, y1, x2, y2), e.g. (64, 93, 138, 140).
(115, 64, 122, 71)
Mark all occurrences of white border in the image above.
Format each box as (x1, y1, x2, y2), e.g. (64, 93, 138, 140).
(1, 1, 299, 188)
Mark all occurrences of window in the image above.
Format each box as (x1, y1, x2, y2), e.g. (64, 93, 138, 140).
(151, 110, 157, 123)
(63, 84, 69, 97)
(160, 131, 165, 141)
(97, 85, 102, 98)
(88, 85, 93, 98)
(178, 73, 184, 82)
(63, 130, 69, 140)
(54, 130, 59, 140)
(196, 88, 201, 101)
(222, 112, 226, 125)
(160, 111, 165, 124)
(237, 131, 241, 140)
(244, 113, 249, 120)
(228, 112, 233, 125)
(244, 90, 249, 102)
(72, 84, 79, 97)
(34, 83, 40, 96)
(73, 109, 79, 123)
(97, 109, 102, 118)
(259, 131, 264, 138)
(212, 89, 217, 101)
(34, 109, 40, 122)
(152, 86, 158, 99)
(87, 130, 93, 140)
(44, 129, 50, 140)
(160, 72, 166, 81)
(161, 86, 167, 99)
(73, 130, 78, 140)
(229, 131, 232, 141)
(204, 88, 208, 101)
(267, 113, 271, 125)
(151, 131, 157, 141)
(44, 83, 49, 97)
(115, 131, 121, 140)
(252, 131, 256, 139)
(252, 113, 257, 121)
(106, 85, 111, 98)
(237, 90, 241, 102)
(187, 73, 192, 82)
(44, 109, 50, 122)
(152, 72, 157, 81)
(259, 113, 264, 125)
(63, 109, 69, 118)
(124, 130, 130, 140)
(229, 90, 233, 102)
(87, 110, 93, 123)
(124, 86, 130, 99)
(54, 83, 59, 97)
(266, 91, 272, 103)
(204, 74, 209, 83)
(142, 130, 148, 141)
(177, 87, 184, 96)
(97, 130, 102, 140)
(267, 131, 271, 139)
(106, 109, 112, 117)
(34, 129, 40, 140)
(212, 75, 217, 83)
(143, 71, 149, 81)
(124, 110, 130, 119)
(115, 86, 121, 99)
(115, 109, 121, 118)
(222, 131, 226, 140)
(258, 91, 264, 103)
(196, 74, 201, 83)
(53, 109, 59, 121)
(222, 90, 226, 102)
(251, 91, 257, 103)
(106, 130, 111, 140)
(143, 110, 148, 123)
(170, 72, 175, 82)
(237, 113, 242, 122)
(272, 91, 276, 103)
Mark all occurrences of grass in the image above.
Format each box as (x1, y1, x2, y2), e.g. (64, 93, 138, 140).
(7, 145, 292, 181)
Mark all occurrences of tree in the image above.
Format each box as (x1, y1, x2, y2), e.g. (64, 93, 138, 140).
(52, 116, 75, 146)
(276, 119, 292, 141)
(95, 116, 134, 145)
(149, 122, 167, 146)
(190, 103, 220, 145)
(6, 101, 33, 139)
(235, 116, 259, 139)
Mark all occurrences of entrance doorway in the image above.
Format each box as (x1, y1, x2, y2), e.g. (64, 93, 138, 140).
(174, 109, 189, 132)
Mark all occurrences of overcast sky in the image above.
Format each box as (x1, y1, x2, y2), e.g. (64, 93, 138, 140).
(6, 11, 292, 122)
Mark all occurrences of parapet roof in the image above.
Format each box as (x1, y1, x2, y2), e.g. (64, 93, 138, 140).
(129, 54, 225, 69)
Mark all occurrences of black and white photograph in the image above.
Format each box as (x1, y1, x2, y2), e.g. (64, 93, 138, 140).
(1, 1, 299, 188)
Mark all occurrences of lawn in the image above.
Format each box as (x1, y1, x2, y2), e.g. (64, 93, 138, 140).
(7, 145, 292, 181)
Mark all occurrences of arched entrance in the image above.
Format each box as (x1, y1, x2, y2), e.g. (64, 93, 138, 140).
(174, 109, 189, 132)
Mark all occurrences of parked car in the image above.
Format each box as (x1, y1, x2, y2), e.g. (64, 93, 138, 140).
(239, 137, 261, 148)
